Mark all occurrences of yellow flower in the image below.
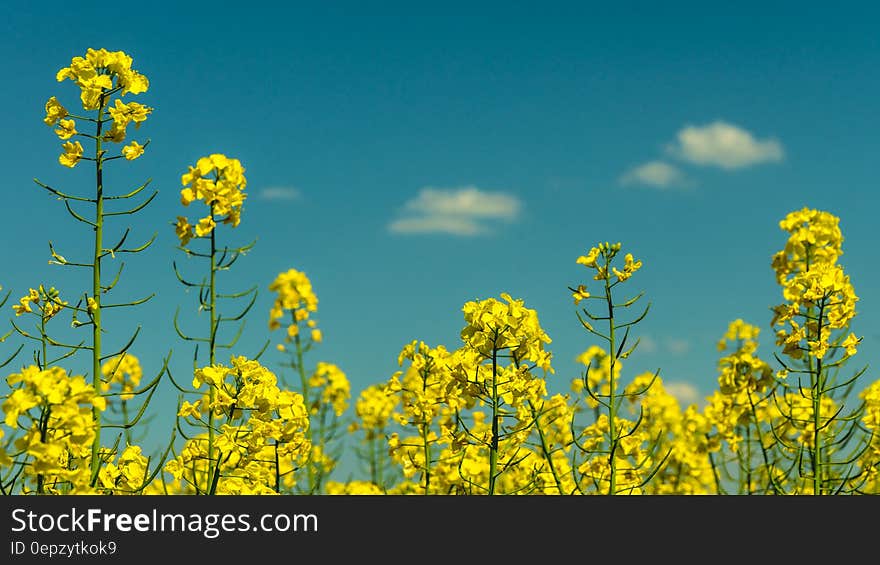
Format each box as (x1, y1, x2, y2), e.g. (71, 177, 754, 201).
(12, 288, 40, 316)
(841, 333, 860, 357)
(178, 400, 202, 419)
(195, 216, 216, 237)
(58, 140, 84, 168)
(175, 216, 194, 246)
(108, 99, 153, 129)
(572, 284, 590, 305)
(102, 123, 127, 143)
(121, 141, 144, 160)
(43, 96, 68, 126)
(180, 187, 197, 206)
(576, 247, 601, 268)
(54, 118, 77, 140)
(612, 253, 643, 282)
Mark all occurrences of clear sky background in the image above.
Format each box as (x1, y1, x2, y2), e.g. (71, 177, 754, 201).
(3, 1, 880, 463)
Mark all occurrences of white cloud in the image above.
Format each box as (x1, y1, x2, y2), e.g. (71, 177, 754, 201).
(631, 334, 690, 356)
(403, 186, 521, 219)
(256, 187, 301, 201)
(633, 335, 658, 355)
(665, 338, 691, 356)
(668, 121, 784, 169)
(388, 215, 488, 236)
(663, 381, 703, 407)
(388, 186, 521, 236)
(619, 160, 686, 189)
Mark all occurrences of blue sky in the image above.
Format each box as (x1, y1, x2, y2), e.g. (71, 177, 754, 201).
(3, 1, 880, 459)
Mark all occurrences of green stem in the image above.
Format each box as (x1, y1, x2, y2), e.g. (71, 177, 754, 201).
(37, 407, 49, 494)
(122, 400, 131, 446)
(747, 389, 779, 495)
(315, 406, 330, 492)
(90, 94, 107, 480)
(420, 420, 431, 494)
(706, 436, 725, 495)
(812, 301, 826, 495)
(369, 434, 378, 486)
(294, 332, 315, 493)
(528, 399, 565, 494)
(40, 314, 47, 371)
(604, 263, 618, 495)
(417, 363, 432, 494)
(274, 441, 281, 494)
(207, 203, 217, 494)
(800, 245, 825, 495)
(745, 425, 752, 494)
(375, 433, 384, 488)
(37, 315, 48, 494)
(488, 341, 499, 495)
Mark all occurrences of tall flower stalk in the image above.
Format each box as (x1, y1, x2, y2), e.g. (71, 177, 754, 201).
(453, 293, 554, 495)
(769, 208, 869, 494)
(269, 268, 350, 493)
(569, 242, 669, 494)
(35, 48, 160, 481)
(703, 319, 778, 494)
(170, 153, 262, 493)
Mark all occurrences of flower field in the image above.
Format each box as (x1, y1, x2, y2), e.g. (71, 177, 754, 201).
(2, 48, 878, 496)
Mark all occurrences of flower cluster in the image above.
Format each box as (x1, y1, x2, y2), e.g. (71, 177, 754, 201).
(1, 366, 106, 493)
(167, 356, 311, 494)
(771, 208, 843, 284)
(572, 345, 621, 409)
(715, 319, 774, 396)
(268, 268, 321, 343)
(703, 320, 776, 457)
(308, 362, 351, 418)
(55, 48, 149, 109)
(385, 339, 565, 494)
(175, 154, 247, 245)
(775, 391, 839, 451)
(100, 353, 143, 401)
(771, 208, 860, 361)
(348, 383, 399, 440)
(97, 445, 150, 494)
(576, 414, 651, 494)
(576, 242, 642, 287)
(12, 286, 67, 322)
(856, 381, 880, 492)
(460, 292, 553, 372)
(624, 374, 716, 494)
(407, 294, 556, 494)
(386, 341, 461, 490)
(47, 48, 151, 167)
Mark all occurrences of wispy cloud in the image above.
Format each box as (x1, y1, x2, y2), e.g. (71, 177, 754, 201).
(619, 160, 687, 189)
(665, 338, 691, 356)
(663, 381, 703, 407)
(634, 335, 658, 355)
(667, 121, 784, 169)
(388, 186, 522, 236)
(629, 335, 690, 356)
(256, 186, 301, 201)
